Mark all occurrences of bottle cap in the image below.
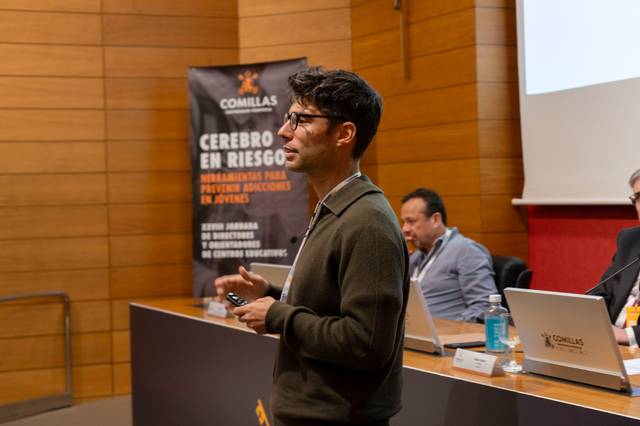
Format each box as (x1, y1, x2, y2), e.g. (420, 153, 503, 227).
(489, 294, 502, 303)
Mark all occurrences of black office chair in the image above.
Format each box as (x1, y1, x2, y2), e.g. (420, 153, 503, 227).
(491, 255, 532, 311)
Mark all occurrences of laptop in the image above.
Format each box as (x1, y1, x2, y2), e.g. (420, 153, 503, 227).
(505, 288, 639, 394)
(404, 279, 485, 355)
(249, 262, 291, 288)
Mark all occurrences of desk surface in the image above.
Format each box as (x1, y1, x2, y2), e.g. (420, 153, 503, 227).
(133, 297, 640, 421)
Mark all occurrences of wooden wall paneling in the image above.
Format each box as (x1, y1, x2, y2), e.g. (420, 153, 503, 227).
(475, 7, 516, 46)
(409, 0, 473, 22)
(479, 157, 523, 195)
(0, 11, 100, 45)
(72, 332, 113, 366)
(107, 141, 190, 172)
(103, 15, 237, 48)
(0, 332, 111, 371)
(380, 84, 477, 131)
(238, 0, 349, 17)
(106, 110, 188, 140)
(409, 8, 475, 58)
(0, 0, 101, 13)
(107, 172, 191, 203)
(388, 195, 482, 234)
(0, 174, 107, 206)
(476, 45, 517, 83)
(360, 163, 378, 185)
(239, 10, 350, 48)
(0, 238, 108, 272)
(0, 368, 65, 404)
(375, 121, 479, 164)
(356, 47, 476, 97)
(477, 120, 521, 158)
(478, 231, 528, 260)
(112, 330, 130, 363)
(0, 77, 103, 109)
(113, 362, 131, 395)
(477, 0, 514, 7)
(351, 0, 397, 38)
(1, 364, 115, 401)
(109, 234, 192, 267)
(0, 142, 105, 174)
(0, 335, 64, 372)
(0, 110, 105, 141)
(377, 159, 480, 198)
(0, 269, 109, 301)
(0, 301, 110, 338)
(103, 47, 237, 78)
(110, 264, 191, 298)
(72, 301, 112, 334)
(0, 0, 247, 404)
(0, 205, 108, 240)
(111, 300, 130, 330)
(240, 41, 351, 70)
(111, 297, 177, 330)
(0, 45, 103, 77)
(105, 78, 187, 109)
(351, 29, 398, 70)
(480, 195, 526, 233)
(72, 364, 113, 399)
(102, 0, 237, 18)
(109, 203, 191, 235)
(476, 83, 519, 120)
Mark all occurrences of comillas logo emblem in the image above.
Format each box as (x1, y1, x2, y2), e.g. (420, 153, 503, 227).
(238, 70, 260, 95)
(255, 398, 271, 426)
(219, 70, 278, 115)
(541, 332, 585, 354)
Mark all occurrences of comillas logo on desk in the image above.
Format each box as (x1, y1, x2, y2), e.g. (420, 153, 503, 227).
(219, 70, 278, 115)
(541, 332, 585, 354)
(255, 398, 271, 426)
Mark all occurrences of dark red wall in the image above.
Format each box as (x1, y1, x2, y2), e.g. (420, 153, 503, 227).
(528, 206, 638, 294)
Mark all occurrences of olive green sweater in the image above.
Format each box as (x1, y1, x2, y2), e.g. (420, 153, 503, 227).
(265, 176, 410, 424)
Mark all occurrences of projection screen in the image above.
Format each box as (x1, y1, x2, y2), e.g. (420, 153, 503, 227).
(513, 0, 640, 205)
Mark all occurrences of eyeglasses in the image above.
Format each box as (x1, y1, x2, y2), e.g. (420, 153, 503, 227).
(630, 192, 640, 205)
(283, 111, 344, 131)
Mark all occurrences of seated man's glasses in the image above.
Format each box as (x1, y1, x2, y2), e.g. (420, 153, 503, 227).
(629, 192, 640, 205)
(284, 111, 344, 131)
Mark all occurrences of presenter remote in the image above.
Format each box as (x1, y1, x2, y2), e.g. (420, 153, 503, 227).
(226, 292, 248, 307)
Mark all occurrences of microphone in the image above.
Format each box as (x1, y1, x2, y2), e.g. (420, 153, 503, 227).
(289, 236, 299, 244)
(584, 253, 640, 295)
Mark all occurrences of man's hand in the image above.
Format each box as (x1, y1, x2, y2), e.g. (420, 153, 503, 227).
(233, 297, 277, 334)
(214, 266, 269, 303)
(612, 325, 630, 345)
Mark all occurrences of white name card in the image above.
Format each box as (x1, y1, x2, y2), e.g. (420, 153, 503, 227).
(452, 348, 504, 377)
(207, 300, 231, 318)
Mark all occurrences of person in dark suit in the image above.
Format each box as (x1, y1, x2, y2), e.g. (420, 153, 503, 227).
(589, 168, 640, 345)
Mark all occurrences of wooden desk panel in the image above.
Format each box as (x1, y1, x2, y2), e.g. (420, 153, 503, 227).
(131, 298, 640, 426)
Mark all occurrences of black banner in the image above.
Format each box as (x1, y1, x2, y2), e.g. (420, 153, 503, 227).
(189, 58, 309, 297)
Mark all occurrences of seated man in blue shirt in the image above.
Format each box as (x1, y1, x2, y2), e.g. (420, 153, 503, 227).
(400, 188, 497, 322)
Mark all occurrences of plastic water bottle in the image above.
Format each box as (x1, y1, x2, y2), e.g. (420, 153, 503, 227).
(485, 294, 507, 353)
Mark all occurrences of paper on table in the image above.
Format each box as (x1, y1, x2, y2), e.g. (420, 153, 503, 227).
(623, 358, 640, 375)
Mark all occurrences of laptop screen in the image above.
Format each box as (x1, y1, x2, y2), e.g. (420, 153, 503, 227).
(249, 262, 291, 288)
(505, 288, 629, 391)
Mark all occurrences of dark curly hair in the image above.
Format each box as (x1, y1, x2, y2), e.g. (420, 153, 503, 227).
(287, 66, 382, 159)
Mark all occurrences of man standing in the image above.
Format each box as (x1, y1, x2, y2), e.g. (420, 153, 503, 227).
(589, 168, 640, 346)
(400, 188, 497, 322)
(215, 67, 409, 426)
